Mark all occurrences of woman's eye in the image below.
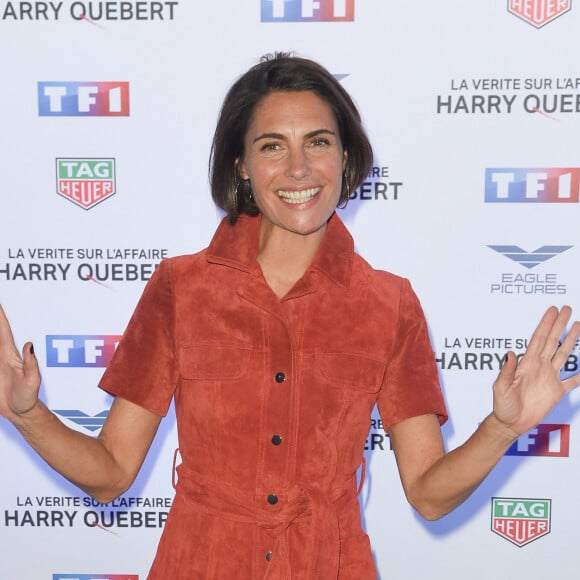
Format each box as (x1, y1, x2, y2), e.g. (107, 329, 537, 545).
(310, 138, 330, 147)
(261, 142, 281, 152)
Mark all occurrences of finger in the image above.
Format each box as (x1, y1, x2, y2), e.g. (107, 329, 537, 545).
(0, 305, 18, 347)
(542, 306, 574, 358)
(525, 306, 569, 358)
(552, 319, 580, 371)
(494, 351, 518, 391)
(22, 342, 41, 385)
(0, 304, 23, 360)
(562, 373, 580, 393)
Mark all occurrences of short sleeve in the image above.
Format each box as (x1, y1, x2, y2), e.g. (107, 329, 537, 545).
(377, 279, 448, 430)
(99, 259, 178, 416)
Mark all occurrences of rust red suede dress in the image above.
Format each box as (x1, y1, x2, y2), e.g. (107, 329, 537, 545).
(99, 213, 447, 579)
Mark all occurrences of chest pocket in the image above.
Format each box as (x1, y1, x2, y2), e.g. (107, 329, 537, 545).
(178, 342, 252, 381)
(316, 352, 385, 393)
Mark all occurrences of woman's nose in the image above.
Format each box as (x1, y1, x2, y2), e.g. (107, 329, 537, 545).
(285, 147, 311, 179)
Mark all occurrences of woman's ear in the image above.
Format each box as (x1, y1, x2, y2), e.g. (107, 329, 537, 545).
(342, 150, 348, 171)
(235, 158, 249, 180)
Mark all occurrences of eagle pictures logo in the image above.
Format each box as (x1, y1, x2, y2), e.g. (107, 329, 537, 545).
(52, 410, 109, 433)
(487, 245, 572, 268)
(508, 0, 571, 28)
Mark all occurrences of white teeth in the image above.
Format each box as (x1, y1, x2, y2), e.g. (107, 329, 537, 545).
(277, 187, 320, 204)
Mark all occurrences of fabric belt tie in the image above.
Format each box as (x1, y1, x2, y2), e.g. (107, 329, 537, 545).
(174, 461, 355, 579)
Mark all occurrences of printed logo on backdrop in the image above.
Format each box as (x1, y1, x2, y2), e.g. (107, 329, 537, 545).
(508, 0, 571, 28)
(4, 494, 171, 530)
(53, 575, 138, 580)
(53, 410, 109, 432)
(346, 166, 403, 202)
(487, 245, 572, 268)
(1, 248, 167, 283)
(1, 2, 179, 21)
(487, 244, 572, 295)
(57, 158, 116, 209)
(435, 335, 579, 372)
(46, 335, 121, 367)
(437, 76, 580, 117)
(491, 498, 551, 547)
(38, 82, 130, 116)
(261, 0, 354, 21)
(506, 424, 570, 457)
(364, 417, 393, 452)
(485, 169, 579, 203)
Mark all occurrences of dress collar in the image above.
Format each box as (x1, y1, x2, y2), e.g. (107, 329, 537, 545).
(205, 212, 354, 291)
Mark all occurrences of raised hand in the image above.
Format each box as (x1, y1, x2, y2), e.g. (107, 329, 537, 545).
(0, 305, 42, 420)
(492, 306, 580, 438)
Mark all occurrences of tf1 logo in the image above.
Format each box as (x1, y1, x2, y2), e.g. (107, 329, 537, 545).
(52, 574, 139, 580)
(46, 335, 122, 367)
(38, 82, 130, 116)
(261, 0, 354, 21)
(505, 424, 570, 457)
(485, 168, 580, 203)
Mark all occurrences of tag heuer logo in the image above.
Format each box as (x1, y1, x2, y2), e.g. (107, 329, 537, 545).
(508, 0, 571, 28)
(56, 158, 116, 209)
(491, 498, 551, 546)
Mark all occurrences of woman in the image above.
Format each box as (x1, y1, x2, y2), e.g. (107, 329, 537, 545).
(1, 53, 579, 579)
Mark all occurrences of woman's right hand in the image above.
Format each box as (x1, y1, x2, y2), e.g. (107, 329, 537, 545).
(0, 305, 42, 420)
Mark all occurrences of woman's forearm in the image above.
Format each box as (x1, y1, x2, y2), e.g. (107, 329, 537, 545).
(10, 399, 130, 502)
(405, 413, 517, 520)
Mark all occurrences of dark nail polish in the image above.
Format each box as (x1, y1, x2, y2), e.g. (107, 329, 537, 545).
(29, 344, 35, 355)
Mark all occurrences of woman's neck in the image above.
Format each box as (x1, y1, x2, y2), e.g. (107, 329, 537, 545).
(256, 220, 328, 299)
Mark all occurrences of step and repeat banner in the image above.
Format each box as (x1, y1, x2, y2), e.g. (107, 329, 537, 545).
(1, 1, 579, 578)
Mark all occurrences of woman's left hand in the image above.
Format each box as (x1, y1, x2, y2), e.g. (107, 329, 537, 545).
(492, 305, 580, 438)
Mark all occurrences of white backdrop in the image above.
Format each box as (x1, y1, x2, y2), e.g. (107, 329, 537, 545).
(1, 1, 579, 578)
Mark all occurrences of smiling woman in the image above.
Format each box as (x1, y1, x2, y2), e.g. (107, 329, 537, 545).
(210, 53, 373, 224)
(1, 52, 579, 580)
(237, 90, 347, 295)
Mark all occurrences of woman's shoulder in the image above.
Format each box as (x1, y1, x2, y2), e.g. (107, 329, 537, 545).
(150, 249, 211, 287)
(162, 247, 210, 270)
(352, 252, 406, 289)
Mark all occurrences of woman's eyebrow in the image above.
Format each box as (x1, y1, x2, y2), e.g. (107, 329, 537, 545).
(305, 128, 337, 139)
(252, 128, 336, 144)
(253, 132, 284, 144)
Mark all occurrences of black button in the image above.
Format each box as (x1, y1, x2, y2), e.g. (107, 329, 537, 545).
(267, 494, 278, 505)
(271, 435, 282, 446)
(265, 551, 273, 561)
(275, 372, 286, 383)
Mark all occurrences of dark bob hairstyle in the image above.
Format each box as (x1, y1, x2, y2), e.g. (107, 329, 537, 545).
(210, 52, 374, 223)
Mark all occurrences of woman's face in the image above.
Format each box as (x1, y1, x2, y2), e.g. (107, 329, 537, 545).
(238, 90, 346, 240)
